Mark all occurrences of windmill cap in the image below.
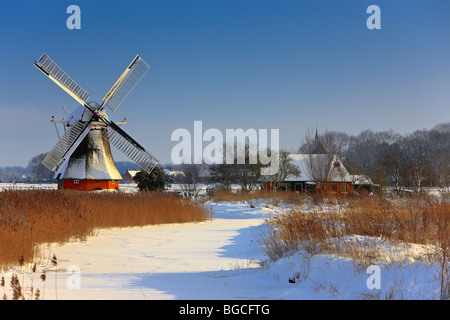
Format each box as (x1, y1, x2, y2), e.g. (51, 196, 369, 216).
(88, 101, 101, 109)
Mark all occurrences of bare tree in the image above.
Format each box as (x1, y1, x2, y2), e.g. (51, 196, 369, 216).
(207, 142, 238, 188)
(301, 128, 342, 192)
(430, 152, 450, 197)
(179, 163, 203, 197)
(207, 163, 238, 187)
(27, 153, 54, 182)
(207, 142, 268, 191)
(261, 150, 301, 191)
(380, 143, 407, 195)
(231, 142, 266, 191)
(402, 135, 432, 194)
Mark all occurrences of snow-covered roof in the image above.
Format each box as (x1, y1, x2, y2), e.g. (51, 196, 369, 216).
(352, 174, 374, 185)
(125, 170, 140, 176)
(284, 154, 353, 182)
(163, 169, 185, 176)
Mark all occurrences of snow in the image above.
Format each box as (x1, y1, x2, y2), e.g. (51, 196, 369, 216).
(0, 182, 57, 190)
(0, 189, 444, 300)
(62, 129, 123, 180)
(286, 154, 353, 182)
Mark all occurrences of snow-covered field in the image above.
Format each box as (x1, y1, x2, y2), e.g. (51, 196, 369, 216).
(1, 191, 444, 300)
(0, 182, 58, 190)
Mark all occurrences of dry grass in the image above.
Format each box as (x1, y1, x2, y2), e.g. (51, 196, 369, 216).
(0, 189, 211, 267)
(343, 196, 449, 244)
(261, 195, 449, 262)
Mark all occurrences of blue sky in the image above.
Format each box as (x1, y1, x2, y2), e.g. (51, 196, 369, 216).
(1, 0, 449, 166)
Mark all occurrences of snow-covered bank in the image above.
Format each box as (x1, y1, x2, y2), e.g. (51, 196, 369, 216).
(1, 199, 445, 300)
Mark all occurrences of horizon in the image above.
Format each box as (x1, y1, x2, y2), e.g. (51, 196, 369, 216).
(1, 121, 447, 171)
(1, 0, 449, 167)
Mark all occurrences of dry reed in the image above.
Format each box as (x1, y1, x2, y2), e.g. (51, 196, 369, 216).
(261, 195, 449, 262)
(0, 189, 211, 267)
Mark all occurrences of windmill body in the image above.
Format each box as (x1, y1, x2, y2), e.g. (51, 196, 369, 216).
(35, 54, 159, 191)
(58, 106, 122, 190)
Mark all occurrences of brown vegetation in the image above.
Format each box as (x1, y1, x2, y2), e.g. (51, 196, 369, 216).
(259, 194, 449, 298)
(343, 196, 449, 245)
(261, 195, 449, 260)
(0, 189, 211, 267)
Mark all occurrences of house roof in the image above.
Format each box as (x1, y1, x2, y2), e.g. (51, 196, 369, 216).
(164, 169, 185, 176)
(125, 170, 140, 177)
(352, 174, 374, 185)
(284, 154, 353, 182)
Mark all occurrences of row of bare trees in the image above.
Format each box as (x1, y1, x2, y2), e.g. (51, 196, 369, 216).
(164, 122, 449, 195)
(311, 123, 450, 195)
(169, 145, 273, 194)
(166, 145, 300, 194)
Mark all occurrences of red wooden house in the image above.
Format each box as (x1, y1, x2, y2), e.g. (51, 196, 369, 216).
(263, 153, 353, 196)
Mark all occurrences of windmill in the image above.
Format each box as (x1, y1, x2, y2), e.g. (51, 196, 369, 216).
(35, 53, 159, 190)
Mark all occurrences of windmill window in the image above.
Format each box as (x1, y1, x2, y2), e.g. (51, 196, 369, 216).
(334, 162, 340, 168)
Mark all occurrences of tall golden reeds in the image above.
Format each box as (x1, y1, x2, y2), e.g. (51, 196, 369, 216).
(0, 189, 210, 267)
(261, 195, 449, 261)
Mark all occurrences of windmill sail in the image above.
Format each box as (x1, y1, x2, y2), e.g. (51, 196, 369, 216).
(36, 52, 159, 184)
(104, 121, 159, 173)
(34, 53, 90, 106)
(42, 119, 92, 173)
(102, 55, 150, 112)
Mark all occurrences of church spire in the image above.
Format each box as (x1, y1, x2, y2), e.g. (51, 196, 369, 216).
(311, 125, 327, 154)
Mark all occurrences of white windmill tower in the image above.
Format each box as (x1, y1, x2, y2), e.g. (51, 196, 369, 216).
(35, 53, 159, 190)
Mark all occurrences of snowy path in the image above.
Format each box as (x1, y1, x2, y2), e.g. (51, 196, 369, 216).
(34, 201, 274, 300)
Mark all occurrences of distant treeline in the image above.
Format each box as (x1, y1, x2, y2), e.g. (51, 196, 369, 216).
(323, 122, 450, 193)
(0, 166, 29, 182)
(166, 122, 450, 194)
(0, 161, 140, 183)
(3, 123, 449, 194)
